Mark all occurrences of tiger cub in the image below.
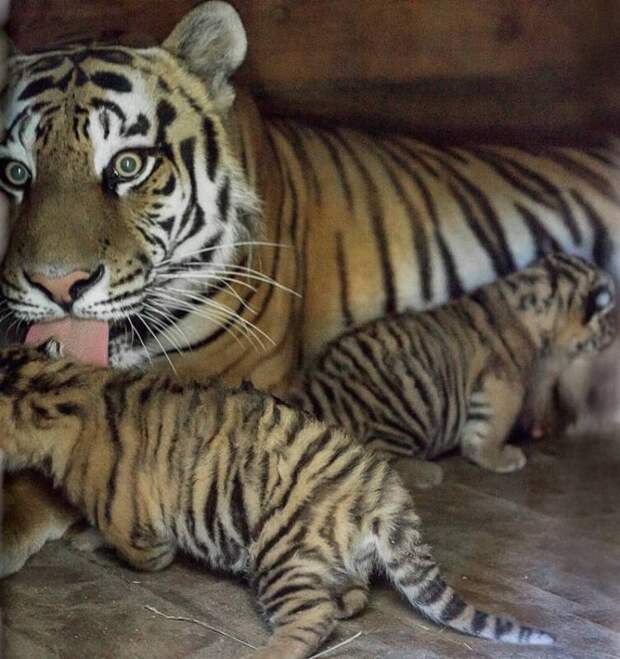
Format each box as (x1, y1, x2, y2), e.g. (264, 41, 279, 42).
(288, 254, 616, 476)
(0, 342, 553, 658)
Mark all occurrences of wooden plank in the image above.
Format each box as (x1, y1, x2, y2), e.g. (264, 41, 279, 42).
(6, 0, 620, 134)
(7, 1, 613, 78)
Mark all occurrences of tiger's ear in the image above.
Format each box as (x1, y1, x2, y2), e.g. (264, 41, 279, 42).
(163, 1, 247, 110)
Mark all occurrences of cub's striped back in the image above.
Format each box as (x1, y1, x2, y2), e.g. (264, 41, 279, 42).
(288, 254, 616, 471)
(0, 341, 554, 657)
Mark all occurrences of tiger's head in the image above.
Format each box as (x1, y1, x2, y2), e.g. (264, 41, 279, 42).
(514, 253, 617, 358)
(0, 2, 261, 365)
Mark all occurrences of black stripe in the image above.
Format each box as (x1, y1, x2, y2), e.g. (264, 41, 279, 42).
(411, 145, 516, 275)
(472, 147, 582, 245)
(19, 76, 56, 100)
(217, 177, 231, 222)
(447, 177, 514, 277)
(471, 610, 489, 634)
(178, 137, 207, 243)
(276, 122, 321, 204)
(203, 117, 219, 181)
(156, 100, 177, 145)
(90, 71, 132, 93)
(495, 617, 514, 639)
(469, 289, 522, 368)
(89, 49, 135, 66)
(514, 202, 563, 257)
(570, 188, 615, 269)
(416, 575, 447, 605)
(543, 149, 618, 203)
(102, 379, 126, 524)
(329, 129, 397, 315)
(440, 592, 467, 622)
(312, 129, 354, 211)
(334, 232, 353, 327)
(361, 135, 433, 302)
(383, 141, 463, 299)
(125, 113, 151, 138)
(470, 147, 560, 209)
(91, 98, 127, 124)
(156, 175, 176, 196)
(230, 473, 251, 545)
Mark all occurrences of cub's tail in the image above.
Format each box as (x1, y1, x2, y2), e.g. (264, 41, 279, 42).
(372, 510, 554, 645)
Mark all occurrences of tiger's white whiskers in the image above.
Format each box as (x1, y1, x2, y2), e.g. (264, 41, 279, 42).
(135, 311, 178, 374)
(156, 240, 292, 268)
(152, 286, 274, 349)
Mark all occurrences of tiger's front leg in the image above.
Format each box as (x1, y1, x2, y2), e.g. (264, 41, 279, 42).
(460, 374, 526, 473)
(1, 470, 81, 577)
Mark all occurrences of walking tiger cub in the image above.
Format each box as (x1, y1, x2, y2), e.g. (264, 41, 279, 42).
(288, 254, 616, 476)
(0, 343, 553, 658)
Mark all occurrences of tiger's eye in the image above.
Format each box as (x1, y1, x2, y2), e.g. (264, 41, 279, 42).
(5, 161, 30, 186)
(114, 152, 143, 179)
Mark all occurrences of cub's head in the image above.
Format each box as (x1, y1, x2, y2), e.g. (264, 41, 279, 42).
(0, 2, 260, 363)
(524, 253, 617, 357)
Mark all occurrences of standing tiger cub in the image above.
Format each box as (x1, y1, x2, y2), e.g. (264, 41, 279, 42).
(0, 342, 553, 658)
(288, 254, 616, 474)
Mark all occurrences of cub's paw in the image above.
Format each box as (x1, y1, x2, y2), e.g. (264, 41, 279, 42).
(392, 458, 444, 489)
(410, 459, 444, 488)
(335, 585, 369, 620)
(67, 526, 107, 553)
(481, 445, 527, 473)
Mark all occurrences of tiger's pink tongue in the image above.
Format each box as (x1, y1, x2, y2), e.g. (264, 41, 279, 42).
(25, 318, 109, 366)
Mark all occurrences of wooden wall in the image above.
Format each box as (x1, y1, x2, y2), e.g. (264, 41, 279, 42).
(8, 0, 620, 139)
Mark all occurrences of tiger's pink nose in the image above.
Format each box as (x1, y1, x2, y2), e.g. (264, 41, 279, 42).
(28, 266, 104, 305)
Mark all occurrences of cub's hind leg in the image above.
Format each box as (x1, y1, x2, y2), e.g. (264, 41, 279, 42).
(104, 527, 176, 572)
(335, 581, 369, 620)
(461, 374, 526, 473)
(1, 471, 80, 577)
(253, 556, 340, 659)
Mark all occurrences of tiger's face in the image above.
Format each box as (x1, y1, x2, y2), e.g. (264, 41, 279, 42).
(0, 3, 258, 362)
(541, 254, 617, 357)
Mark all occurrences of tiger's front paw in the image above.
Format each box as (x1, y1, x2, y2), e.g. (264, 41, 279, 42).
(1, 472, 80, 577)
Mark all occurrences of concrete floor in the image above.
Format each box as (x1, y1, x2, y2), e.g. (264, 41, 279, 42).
(2, 428, 619, 659)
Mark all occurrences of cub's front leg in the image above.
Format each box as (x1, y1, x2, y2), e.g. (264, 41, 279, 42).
(1, 471, 81, 577)
(460, 373, 526, 473)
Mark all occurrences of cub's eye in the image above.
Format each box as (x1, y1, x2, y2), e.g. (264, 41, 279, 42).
(112, 151, 144, 180)
(585, 283, 614, 321)
(3, 160, 31, 187)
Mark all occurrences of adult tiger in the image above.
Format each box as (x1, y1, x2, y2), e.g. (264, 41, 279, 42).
(0, 1, 619, 576)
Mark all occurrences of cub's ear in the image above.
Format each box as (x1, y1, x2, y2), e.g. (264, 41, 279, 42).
(163, 1, 247, 110)
(37, 338, 63, 360)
